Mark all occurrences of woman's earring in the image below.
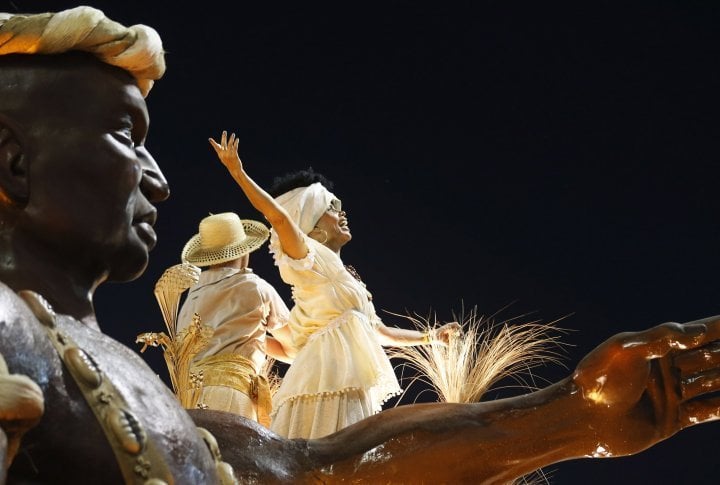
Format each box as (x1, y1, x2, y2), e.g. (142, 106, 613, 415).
(313, 227, 329, 244)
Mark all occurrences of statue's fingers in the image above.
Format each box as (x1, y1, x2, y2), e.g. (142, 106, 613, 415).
(674, 341, 720, 377)
(684, 315, 720, 344)
(0, 374, 44, 423)
(701, 315, 720, 342)
(625, 322, 706, 360)
(680, 367, 720, 401)
(679, 396, 720, 428)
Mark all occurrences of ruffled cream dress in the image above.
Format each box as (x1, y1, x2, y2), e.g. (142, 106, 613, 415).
(269, 234, 402, 439)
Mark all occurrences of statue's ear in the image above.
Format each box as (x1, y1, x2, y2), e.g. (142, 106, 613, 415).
(0, 116, 28, 205)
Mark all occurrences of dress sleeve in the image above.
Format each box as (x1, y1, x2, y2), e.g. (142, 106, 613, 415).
(268, 231, 317, 272)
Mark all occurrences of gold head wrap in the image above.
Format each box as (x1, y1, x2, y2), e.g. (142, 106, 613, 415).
(0, 6, 165, 97)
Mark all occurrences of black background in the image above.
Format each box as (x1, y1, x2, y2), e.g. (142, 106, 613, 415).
(5, 1, 720, 483)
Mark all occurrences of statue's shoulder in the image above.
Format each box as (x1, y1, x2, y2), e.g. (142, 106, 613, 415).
(0, 282, 40, 331)
(0, 282, 56, 377)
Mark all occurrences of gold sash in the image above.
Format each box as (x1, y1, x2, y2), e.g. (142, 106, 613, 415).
(193, 354, 272, 428)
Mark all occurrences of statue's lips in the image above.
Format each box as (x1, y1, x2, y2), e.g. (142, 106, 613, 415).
(134, 221, 157, 250)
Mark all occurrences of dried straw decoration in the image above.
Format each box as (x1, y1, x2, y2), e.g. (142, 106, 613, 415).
(388, 305, 569, 485)
(389, 305, 569, 404)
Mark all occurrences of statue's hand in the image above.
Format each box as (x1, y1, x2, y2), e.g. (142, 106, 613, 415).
(0, 353, 45, 467)
(572, 316, 720, 455)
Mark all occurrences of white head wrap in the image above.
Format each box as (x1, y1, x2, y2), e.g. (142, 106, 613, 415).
(275, 182, 340, 235)
(0, 6, 165, 97)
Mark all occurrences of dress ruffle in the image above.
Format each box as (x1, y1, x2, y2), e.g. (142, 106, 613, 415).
(269, 231, 316, 271)
(270, 386, 402, 439)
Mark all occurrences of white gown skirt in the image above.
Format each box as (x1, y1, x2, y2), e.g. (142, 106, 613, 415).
(270, 310, 401, 439)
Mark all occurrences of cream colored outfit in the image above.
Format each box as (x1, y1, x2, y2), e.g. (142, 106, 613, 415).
(177, 267, 289, 422)
(269, 234, 402, 439)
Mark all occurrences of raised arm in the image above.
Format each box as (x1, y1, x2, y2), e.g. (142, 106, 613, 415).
(209, 131, 308, 260)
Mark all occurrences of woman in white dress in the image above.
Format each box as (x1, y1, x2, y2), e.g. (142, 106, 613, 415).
(209, 131, 460, 439)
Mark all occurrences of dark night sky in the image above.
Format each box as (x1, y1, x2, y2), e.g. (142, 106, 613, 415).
(6, 1, 720, 483)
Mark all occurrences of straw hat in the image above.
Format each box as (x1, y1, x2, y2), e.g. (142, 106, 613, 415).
(181, 212, 270, 267)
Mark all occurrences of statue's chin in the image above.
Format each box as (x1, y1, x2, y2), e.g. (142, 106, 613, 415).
(106, 251, 149, 283)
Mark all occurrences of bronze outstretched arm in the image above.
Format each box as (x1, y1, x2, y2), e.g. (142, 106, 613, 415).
(192, 316, 720, 483)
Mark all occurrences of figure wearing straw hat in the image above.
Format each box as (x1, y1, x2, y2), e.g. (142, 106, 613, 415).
(177, 212, 295, 426)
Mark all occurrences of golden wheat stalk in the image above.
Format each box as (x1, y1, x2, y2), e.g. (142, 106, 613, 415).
(388, 306, 569, 404)
(153, 262, 201, 337)
(174, 313, 214, 408)
(136, 316, 212, 408)
(137, 263, 214, 408)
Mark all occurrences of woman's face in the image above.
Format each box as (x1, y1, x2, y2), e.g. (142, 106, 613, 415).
(313, 203, 351, 252)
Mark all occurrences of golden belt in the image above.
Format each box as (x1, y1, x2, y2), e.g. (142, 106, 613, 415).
(193, 353, 272, 428)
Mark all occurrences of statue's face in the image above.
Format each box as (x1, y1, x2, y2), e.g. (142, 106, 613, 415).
(17, 55, 170, 282)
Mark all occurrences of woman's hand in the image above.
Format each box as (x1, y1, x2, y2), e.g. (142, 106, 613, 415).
(209, 130, 243, 175)
(432, 321, 462, 346)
